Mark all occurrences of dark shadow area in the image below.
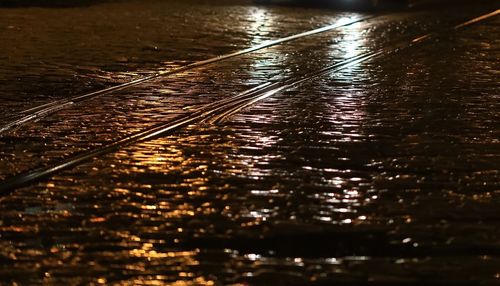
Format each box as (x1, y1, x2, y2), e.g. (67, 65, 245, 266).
(0, 0, 116, 7)
(253, 0, 498, 12)
(404, 0, 498, 11)
(253, 0, 406, 11)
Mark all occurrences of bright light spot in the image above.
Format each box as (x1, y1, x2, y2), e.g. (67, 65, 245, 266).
(342, 219, 352, 224)
(247, 253, 261, 261)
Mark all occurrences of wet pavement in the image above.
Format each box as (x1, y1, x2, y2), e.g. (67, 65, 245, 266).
(0, 0, 499, 285)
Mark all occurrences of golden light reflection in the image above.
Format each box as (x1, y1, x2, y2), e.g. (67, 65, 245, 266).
(129, 247, 199, 261)
(121, 276, 215, 286)
(126, 244, 205, 284)
(171, 277, 215, 286)
(120, 143, 184, 171)
(109, 138, 219, 231)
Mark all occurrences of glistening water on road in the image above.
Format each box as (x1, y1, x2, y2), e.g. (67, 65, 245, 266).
(0, 0, 499, 285)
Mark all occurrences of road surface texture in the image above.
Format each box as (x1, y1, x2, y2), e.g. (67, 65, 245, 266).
(0, 0, 499, 284)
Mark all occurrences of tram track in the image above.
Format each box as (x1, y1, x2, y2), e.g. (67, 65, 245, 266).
(0, 15, 375, 136)
(0, 9, 497, 195)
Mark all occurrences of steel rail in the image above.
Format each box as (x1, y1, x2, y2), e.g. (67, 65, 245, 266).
(0, 15, 375, 135)
(216, 8, 500, 123)
(0, 9, 498, 195)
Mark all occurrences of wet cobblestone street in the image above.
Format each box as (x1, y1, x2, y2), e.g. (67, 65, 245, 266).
(0, 0, 499, 284)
